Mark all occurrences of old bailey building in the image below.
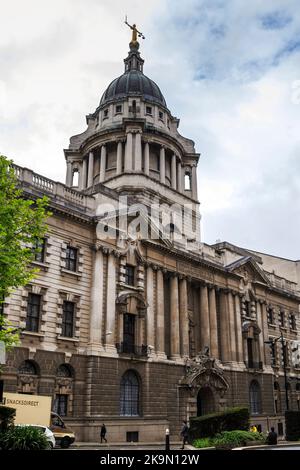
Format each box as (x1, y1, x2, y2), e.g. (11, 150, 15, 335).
(2, 27, 300, 443)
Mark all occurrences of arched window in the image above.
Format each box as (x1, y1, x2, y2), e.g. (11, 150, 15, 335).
(249, 380, 262, 414)
(72, 169, 79, 187)
(18, 360, 38, 375)
(120, 370, 140, 417)
(184, 172, 191, 190)
(57, 364, 73, 378)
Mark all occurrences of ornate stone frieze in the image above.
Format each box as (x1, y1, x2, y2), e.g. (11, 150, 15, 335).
(179, 354, 229, 397)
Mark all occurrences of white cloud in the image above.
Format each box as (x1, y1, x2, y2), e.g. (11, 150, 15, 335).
(0, 0, 299, 258)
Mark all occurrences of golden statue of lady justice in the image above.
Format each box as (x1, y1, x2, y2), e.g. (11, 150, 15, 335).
(125, 16, 145, 43)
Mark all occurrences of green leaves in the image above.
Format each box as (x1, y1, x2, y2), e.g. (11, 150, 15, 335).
(0, 155, 50, 349)
(0, 425, 50, 450)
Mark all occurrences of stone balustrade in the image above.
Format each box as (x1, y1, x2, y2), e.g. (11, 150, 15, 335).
(12, 164, 95, 211)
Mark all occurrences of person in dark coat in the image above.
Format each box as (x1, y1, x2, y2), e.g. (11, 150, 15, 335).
(100, 423, 107, 443)
(180, 420, 189, 449)
(266, 427, 277, 445)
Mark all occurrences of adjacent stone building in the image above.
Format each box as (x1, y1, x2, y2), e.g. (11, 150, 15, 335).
(2, 36, 300, 442)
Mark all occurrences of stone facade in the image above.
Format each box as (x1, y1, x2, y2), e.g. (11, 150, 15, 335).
(1, 39, 300, 442)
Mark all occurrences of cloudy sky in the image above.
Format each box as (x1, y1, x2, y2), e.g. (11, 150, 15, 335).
(1, 0, 299, 259)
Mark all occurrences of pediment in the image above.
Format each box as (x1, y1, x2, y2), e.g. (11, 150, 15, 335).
(226, 256, 269, 286)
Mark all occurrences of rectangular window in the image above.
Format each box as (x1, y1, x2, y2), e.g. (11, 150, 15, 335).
(280, 311, 285, 328)
(62, 301, 75, 338)
(126, 431, 139, 442)
(115, 104, 122, 113)
(26, 294, 41, 332)
(33, 238, 46, 263)
(159, 111, 164, 120)
(290, 314, 297, 330)
(267, 307, 274, 325)
(146, 106, 152, 115)
(125, 265, 135, 286)
(103, 108, 109, 118)
(65, 246, 78, 272)
(54, 394, 68, 417)
(123, 313, 135, 353)
(247, 338, 254, 368)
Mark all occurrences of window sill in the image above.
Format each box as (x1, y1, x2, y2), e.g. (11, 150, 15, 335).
(291, 329, 298, 334)
(22, 331, 45, 339)
(118, 282, 142, 291)
(61, 268, 82, 278)
(32, 261, 50, 271)
(268, 324, 277, 328)
(57, 335, 79, 343)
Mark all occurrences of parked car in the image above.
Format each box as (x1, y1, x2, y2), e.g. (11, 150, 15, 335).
(16, 424, 56, 449)
(50, 412, 75, 448)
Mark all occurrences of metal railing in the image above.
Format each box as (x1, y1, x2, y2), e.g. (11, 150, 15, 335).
(116, 342, 148, 357)
(245, 361, 263, 370)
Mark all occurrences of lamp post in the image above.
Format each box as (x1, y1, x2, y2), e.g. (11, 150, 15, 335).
(265, 331, 289, 411)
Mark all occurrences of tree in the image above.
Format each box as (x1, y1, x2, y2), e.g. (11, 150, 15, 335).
(0, 155, 50, 350)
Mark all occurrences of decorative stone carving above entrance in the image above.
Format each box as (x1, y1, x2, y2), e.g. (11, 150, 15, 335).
(180, 354, 229, 397)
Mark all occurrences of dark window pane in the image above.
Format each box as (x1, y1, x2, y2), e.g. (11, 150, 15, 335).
(65, 246, 78, 272)
(18, 360, 37, 375)
(54, 394, 68, 417)
(249, 380, 262, 414)
(26, 294, 41, 332)
(33, 238, 46, 263)
(123, 314, 135, 353)
(120, 371, 140, 416)
(125, 265, 135, 286)
(62, 301, 74, 337)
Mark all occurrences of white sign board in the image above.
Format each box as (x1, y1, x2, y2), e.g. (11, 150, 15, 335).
(0, 341, 5, 364)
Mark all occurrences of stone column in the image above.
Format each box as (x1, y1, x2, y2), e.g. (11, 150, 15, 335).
(234, 294, 244, 363)
(144, 142, 150, 176)
(66, 161, 72, 186)
(105, 251, 117, 352)
(258, 301, 269, 366)
(219, 290, 230, 362)
(116, 140, 123, 175)
(191, 164, 198, 199)
(179, 277, 189, 357)
(125, 132, 133, 171)
(171, 154, 177, 190)
(134, 131, 142, 171)
(177, 162, 182, 192)
(88, 249, 104, 352)
(170, 275, 180, 359)
(227, 291, 237, 362)
(99, 145, 106, 183)
(208, 287, 218, 358)
(160, 146, 165, 184)
(200, 284, 210, 352)
(80, 158, 87, 190)
(87, 151, 94, 187)
(146, 266, 155, 351)
(156, 269, 165, 357)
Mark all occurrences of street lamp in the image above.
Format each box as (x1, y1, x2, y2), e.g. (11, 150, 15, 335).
(265, 331, 289, 411)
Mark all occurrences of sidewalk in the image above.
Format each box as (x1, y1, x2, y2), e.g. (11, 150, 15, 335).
(70, 441, 195, 450)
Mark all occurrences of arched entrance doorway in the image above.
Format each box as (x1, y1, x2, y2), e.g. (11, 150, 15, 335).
(197, 386, 215, 416)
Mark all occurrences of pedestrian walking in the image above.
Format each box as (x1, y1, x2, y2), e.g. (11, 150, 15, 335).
(180, 420, 189, 450)
(100, 423, 107, 443)
(266, 427, 277, 445)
